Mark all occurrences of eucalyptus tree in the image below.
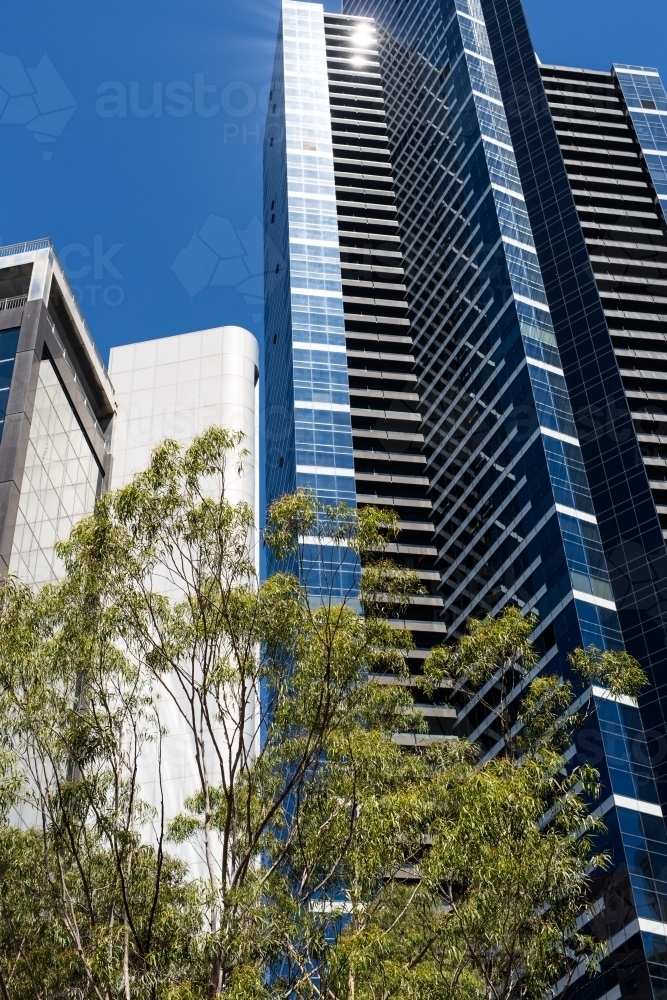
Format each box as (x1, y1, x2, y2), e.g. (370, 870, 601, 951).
(35, 427, 423, 999)
(0, 570, 203, 1000)
(0, 426, 648, 1000)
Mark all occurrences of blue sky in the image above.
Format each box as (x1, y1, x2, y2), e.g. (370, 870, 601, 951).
(1, 0, 665, 363)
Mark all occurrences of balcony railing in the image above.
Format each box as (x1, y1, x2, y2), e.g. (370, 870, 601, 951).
(0, 238, 114, 394)
(0, 239, 51, 258)
(0, 295, 28, 312)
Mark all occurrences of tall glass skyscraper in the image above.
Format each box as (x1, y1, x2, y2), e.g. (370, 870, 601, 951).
(264, 1, 358, 600)
(264, 0, 452, 738)
(344, 0, 667, 993)
(265, 0, 667, 993)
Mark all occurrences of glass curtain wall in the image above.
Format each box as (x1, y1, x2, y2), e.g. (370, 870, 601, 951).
(615, 65, 667, 223)
(264, 0, 358, 598)
(343, 0, 621, 654)
(342, 0, 667, 989)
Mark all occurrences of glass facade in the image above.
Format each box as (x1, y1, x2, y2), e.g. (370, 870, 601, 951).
(539, 63, 667, 551)
(264, 0, 358, 597)
(590, 690, 667, 998)
(476, 0, 667, 752)
(343, 0, 622, 651)
(0, 327, 19, 442)
(340, 0, 667, 990)
(615, 65, 667, 222)
(535, 65, 667, 917)
(9, 357, 101, 586)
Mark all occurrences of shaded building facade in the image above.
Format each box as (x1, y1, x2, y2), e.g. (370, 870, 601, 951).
(539, 63, 667, 547)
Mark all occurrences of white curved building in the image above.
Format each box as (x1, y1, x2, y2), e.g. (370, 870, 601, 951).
(0, 248, 261, 872)
(109, 325, 260, 873)
(109, 325, 259, 515)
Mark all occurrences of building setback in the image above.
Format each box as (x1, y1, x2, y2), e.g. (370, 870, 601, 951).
(264, 0, 452, 736)
(324, 0, 667, 993)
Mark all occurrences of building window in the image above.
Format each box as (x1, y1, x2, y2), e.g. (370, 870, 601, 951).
(0, 327, 19, 443)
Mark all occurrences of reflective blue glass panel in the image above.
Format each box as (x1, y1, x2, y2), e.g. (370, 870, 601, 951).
(615, 65, 667, 221)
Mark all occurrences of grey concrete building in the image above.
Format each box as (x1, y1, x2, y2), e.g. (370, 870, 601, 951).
(0, 240, 115, 585)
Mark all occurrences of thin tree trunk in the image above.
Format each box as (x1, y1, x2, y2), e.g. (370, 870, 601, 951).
(123, 916, 131, 1000)
(123, 850, 133, 1000)
(202, 764, 222, 996)
(0, 966, 11, 1000)
(109, 903, 115, 971)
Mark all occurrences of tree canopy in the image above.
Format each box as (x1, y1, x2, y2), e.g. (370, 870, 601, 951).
(0, 426, 647, 1000)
